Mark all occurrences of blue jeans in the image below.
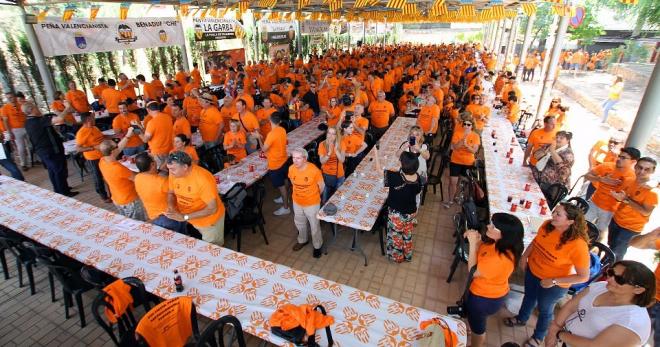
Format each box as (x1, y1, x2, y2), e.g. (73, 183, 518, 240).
(37, 150, 70, 195)
(322, 174, 345, 203)
(650, 302, 660, 347)
(86, 159, 109, 199)
(602, 99, 618, 123)
(466, 291, 506, 335)
(153, 215, 188, 235)
(608, 219, 637, 261)
(123, 144, 146, 156)
(0, 143, 24, 180)
(517, 268, 568, 340)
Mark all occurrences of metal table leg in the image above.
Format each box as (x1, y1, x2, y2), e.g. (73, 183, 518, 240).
(350, 228, 368, 266)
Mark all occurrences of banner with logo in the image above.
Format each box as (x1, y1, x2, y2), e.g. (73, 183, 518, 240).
(33, 17, 185, 57)
(300, 20, 330, 35)
(192, 18, 242, 41)
(202, 48, 246, 71)
(268, 44, 290, 61)
(259, 20, 296, 43)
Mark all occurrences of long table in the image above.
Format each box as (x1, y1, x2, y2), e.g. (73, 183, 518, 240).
(63, 129, 116, 155)
(215, 117, 325, 194)
(317, 117, 417, 265)
(0, 176, 466, 346)
(482, 111, 548, 246)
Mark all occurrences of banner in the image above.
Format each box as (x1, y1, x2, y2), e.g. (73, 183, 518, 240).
(33, 17, 184, 57)
(193, 18, 242, 41)
(259, 20, 296, 43)
(300, 20, 330, 34)
(202, 48, 246, 71)
(268, 44, 290, 61)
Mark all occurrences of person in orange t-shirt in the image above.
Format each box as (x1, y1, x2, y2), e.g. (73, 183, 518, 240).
(183, 89, 202, 129)
(172, 134, 199, 164)
(112, 102, 145, 155)
(219, 95, 236, 132)
(318, 126, 346, 203)
(170, 103, 191, 138)
(296, 101, 314, 124)
(91, 78, 109, 101)
(446, 118, 480, 208)
(198, 93, 223, 147)
(65, 81, 91, 114)
(585, 147, 640, 235)
(136, 74, 157, 103)
(166, 152, 225, 246)
(138, 102, 174, 166)
(255, 97, 275, 138)
(98, 133, 146, 220)
(289, 147, 325, 257)
(508, 203, 590, 345)
(117, 74, 138, 110)
(608, 157, 657, 260)
(101, 79, 126, 116)
(585, 133, 624, 199)
(134, 153, 187, 234)
(191, 63, 202, 87)
(368, 91, 395, 137)
(465, 94, 490, 132)
(233, 99, 262, 153)
(76, 114, 110, 201)
(175, 67, 188, 89)
(340, 121, 367, 177)
(325, 97, 342, 127)
(464, 213, 524, 347)
(524, 116, 557, 166)
(50, 91, 77, 128)
(223, 120, 247, 161)
(263, 114, 290, 215)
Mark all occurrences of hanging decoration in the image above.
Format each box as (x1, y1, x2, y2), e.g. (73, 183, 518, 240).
(62, 4, 76, 22)
(521, 3, 537, 16)
(569, 6, 586, 28)
(259, 0, 277, 8)
(119, 2, 130, 20)
(180, 0, 191, 17)
(298, 0, 310, 10)
(89, 4, 101, 20)
(619, 0, 638, 4)
(37, 7, 49, 22)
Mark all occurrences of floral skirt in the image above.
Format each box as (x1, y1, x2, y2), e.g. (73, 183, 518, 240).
(386, 208, 417, 263)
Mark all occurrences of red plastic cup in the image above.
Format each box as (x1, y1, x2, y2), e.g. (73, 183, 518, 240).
(214, 176, 220, 184)
(510, 203, 517, 212)
(539, 198, 546, 206)
(249, 164, 255, 172)
(524, 183, 531, 191)
(525, 200, 532, 209)
(511, 136, 515, 143)
(508, 157, 514, 164)
(259, 151, 266, 159)
(509, 147, 514, 154)
(506, 152, 511, 158)
(541, 206, 548, 215)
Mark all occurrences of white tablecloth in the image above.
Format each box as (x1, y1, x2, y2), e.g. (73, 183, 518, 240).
(0, 176, 465, 346)
(318, 117, 417, 231)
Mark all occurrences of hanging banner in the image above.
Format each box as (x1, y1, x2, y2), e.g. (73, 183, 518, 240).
(300, 20, 330, 34)
(569, 6, 586, 29)
(192, 18, 242, 41)
(33, 17, 185, 57)
(259, 20, 296, 43)
(202, 48, 246, 71)
(268, 43, 290, 61)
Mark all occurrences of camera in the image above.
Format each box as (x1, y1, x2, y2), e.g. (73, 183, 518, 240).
(409, 136, 416, 146)
(446, 303, 466, 318)
(131, 125, 141, 134)
(345, 111, 354, 118)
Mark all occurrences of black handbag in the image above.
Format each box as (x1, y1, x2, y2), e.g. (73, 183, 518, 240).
(271, 305, 334, 347)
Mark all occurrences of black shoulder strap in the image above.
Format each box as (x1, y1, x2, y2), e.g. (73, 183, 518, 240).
(308, 305, 333, 347)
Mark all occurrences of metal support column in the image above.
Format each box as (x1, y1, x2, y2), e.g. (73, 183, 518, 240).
(626, 58, 660, 149)
(490, 21, 500, 53)
(536, 14, 569, 119)
(516, 13, 536, 80)
(505, 16, 518, 66)
(179, 19, 191, 71)
(19, 5, 56, 103)
(296, 19, 302, 58)
(540, 15, 559, 87)
(496, 19, 509, 70)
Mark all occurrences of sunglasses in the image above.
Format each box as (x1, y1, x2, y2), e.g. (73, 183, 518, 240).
(609, 140, 621, 145)
(463, 123, 472, 127)
(606, 268, 640, 287)
(618, 155, 632, 160)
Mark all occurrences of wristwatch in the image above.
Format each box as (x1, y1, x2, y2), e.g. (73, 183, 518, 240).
(552, 278, 558, 286)
(183, 214, 189, 221)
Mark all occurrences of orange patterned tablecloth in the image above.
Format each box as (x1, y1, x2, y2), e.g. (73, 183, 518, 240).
(318, 117, 417, 231)
(482, 113, 548, 246)
(0, 176, 464, 346)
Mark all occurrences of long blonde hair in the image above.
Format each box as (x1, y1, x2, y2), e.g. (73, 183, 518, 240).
(324, 126, 341, 153)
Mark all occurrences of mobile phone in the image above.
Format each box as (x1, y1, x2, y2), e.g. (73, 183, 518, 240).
(409, 136, 416, 146)
(131, 125, 142, 134)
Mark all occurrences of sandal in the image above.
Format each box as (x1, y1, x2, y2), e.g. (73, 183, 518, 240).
(502, 317, 525, 327)
(523, 337, 542, 347)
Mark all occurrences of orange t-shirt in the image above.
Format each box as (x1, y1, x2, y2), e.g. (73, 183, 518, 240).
(234, 112, 260, 133)
(99, 159, 137, 205)
(101, 88, 125, 114)
(288, 163, 323, 207)
(527, 128, 557, 165)
(168, 165, 224, 227)
(199, 106, 223, 143)
(298, 109, 314, 123)
(353, 116, 369, 143)
(118, 80, 137, 101)
(145, 113, 174, 155)
(171, 146, 199, 162)
(369, 100, 394, 129)
(183, 97, 202, 127)
(528, 222, 590, 287)
(590, 163, 636, 212)
(341, 133, 364, 155)
(91, 84, 109, 99)
(264, 126, 288, 170)
(50, 100, 76, 125)
(326, 106, 343, 127)
(65, 89, 90, 113)
(465, 104, 490, 131)
(417, 105, 440, 134)
(256, 108, 275, 138)
(470, 243, 514, 298)
(76, 126, 105, 160)
(219, 104, 236, 132)
(0, 103, 25, 129)
(450, 130, 480, 166)
(589, 140, 618, 168)
(134, 173, 169, 220)
(612, 183, 658, 232)
(142, 82, 158, 101)
(173, 117, 192, 138)
(135, 297, 194, 347)
(223, 131, 247, 161)
(318, 141, 346, 178)
(112, 113, 144, 148)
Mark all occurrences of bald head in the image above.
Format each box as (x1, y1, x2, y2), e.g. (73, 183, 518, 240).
(99, 140, 116, 157)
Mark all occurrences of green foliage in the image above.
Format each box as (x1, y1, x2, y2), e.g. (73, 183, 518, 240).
(17, 32, 47, 106)
(608, 40, 651, 63)
(0, 48, 15, 93)
(602, 0, 659, 31)
(48, 56, 74, 92)
(95, 52, 111, 77)
(105, 52, 120, 79)
(523, 2, 555, 47)
(5, 30, 38, 105)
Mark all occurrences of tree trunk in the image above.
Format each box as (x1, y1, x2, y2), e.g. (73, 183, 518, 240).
(631, 12, 644, 38)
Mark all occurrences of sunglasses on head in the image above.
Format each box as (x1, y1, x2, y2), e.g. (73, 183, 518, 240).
(606, 268, 639, 287)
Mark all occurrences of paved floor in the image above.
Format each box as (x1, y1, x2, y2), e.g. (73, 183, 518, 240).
(1, 77, 656, 346)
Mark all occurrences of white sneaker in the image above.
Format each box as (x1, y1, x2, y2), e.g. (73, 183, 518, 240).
(273, 196, 284, 204)
(273, 207, 291, 216)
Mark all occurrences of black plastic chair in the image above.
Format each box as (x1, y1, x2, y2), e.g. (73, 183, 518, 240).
(421, 150, 449, 204)
(447, 213, 469, 283)
(199, 145, 225, 174)
(585, 221, 600, 246)
(232, 183, 269, 252)
(567, 196, 590, 215)
(0, 234, 38, 295)
(92, 277, 152, 346)
(23, 242, 60, 302)
(542, 183, 568, 210)
(196, 315, 246, 347)
(81, 265, 117, 290)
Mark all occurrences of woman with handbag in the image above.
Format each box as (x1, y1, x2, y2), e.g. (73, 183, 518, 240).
(464, 213, 524, 347)
(375, 149, 422, 263)
(318, 127, 346, 203)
